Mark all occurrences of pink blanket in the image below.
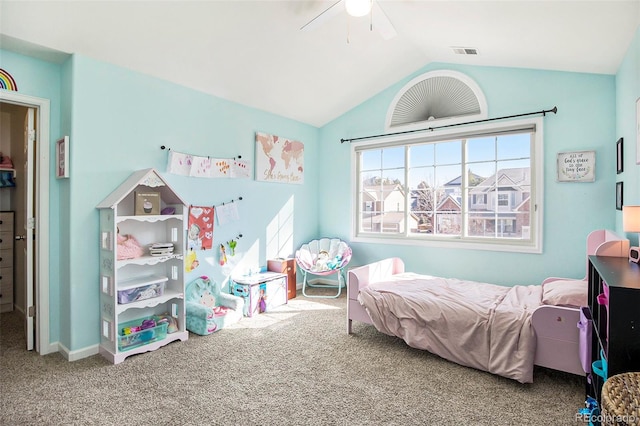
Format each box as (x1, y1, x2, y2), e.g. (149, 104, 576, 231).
(357, 273, 543, 383)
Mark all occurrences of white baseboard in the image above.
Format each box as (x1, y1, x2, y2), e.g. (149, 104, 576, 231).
(40, 341, 59, 356)
(57, 341, 100, 361)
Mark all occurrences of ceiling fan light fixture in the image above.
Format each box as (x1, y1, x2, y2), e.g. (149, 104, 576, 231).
(345, 0, 372, 17)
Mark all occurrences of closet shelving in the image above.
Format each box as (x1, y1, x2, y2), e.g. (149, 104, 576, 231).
(97, 168, 189, 364)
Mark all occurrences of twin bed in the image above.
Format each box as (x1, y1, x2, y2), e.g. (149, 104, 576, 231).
(346, 230, 629, 383)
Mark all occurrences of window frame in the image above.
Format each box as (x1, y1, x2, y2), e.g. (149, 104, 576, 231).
(350, 117, 544, 253)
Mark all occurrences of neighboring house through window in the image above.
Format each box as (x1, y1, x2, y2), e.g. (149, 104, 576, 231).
(352, 117, 543, 253)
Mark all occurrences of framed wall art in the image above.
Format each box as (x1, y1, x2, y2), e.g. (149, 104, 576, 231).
(56, 136, 69, 179)
(617, 138, 624, 174)
(616, 181, 623, 211)
(636, 98, 640, 165)
(255, 132, 304, 184)
(557, 150, 595, 182)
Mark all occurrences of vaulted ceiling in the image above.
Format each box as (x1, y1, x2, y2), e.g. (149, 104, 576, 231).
(1, 1, 638, 127)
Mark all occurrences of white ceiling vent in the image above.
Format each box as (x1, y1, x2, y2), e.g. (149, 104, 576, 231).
(452, 47, 479, 55)
(386, 70, 488, 130)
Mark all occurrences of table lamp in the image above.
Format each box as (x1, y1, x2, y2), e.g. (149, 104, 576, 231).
(623, 205, 640, 263)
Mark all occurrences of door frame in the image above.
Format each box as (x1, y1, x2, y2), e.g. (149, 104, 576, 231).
(0, 91, 52, 355)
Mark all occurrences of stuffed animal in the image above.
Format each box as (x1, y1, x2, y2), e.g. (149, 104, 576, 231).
(157, 314, 179, 333)
(314, 250, 330, 272)
(117, 233, 143, 260)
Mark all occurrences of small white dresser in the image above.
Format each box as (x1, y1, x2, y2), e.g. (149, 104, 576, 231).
(0, 211, 14, 312)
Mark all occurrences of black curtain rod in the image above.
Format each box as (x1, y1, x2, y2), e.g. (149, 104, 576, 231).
(340, 106, 558, 144)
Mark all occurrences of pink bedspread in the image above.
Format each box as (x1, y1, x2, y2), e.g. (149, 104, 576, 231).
(357, 273, 543, 383)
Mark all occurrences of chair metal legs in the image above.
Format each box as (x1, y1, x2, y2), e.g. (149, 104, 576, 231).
(301, 269, 346, 299)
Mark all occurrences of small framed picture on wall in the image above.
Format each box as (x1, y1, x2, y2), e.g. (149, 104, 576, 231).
(617, 138, 624, 174)
(616, 181, 623, 210)
(636, 98, 640, 165)
(56, 136, 69, 179)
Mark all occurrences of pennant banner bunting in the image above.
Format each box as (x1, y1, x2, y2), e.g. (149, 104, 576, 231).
(166, 150, 250, 179)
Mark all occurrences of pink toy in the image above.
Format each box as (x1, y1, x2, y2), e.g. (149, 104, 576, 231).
(117, 233, 143, 260)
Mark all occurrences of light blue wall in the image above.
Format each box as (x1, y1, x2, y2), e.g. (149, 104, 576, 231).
(616, 27, 640, 244)
(2, 50, 319, 352)
(318, 63, 617, 286)
(1, 26, 637, 354)
(0, 49, 63, 344)
(67, 55, 319, 350)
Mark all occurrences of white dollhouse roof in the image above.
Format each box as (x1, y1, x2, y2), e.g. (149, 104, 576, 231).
(96, 168, 188, 209)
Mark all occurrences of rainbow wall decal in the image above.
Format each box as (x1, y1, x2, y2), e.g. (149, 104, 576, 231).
(0, 69, 18, 91)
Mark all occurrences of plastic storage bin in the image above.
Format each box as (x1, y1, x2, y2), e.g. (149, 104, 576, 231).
(117, 275, 168, 304)
(118, 316, 168, 351)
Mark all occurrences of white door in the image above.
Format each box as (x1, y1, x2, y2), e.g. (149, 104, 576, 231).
(0, 91, 51, 355)
(21, 108, 35, 350)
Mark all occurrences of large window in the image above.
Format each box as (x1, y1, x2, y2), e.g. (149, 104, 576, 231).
(352, 118, 543, 253)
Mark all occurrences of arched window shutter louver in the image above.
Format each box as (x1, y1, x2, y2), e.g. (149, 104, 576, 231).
(386, 70, 488, 130)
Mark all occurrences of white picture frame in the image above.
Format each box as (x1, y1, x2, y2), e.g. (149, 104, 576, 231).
(55, 136, 69, 178)
(557, 150, 596, 182)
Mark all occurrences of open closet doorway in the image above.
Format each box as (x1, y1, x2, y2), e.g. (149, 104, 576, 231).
(0, 91, 51, 354)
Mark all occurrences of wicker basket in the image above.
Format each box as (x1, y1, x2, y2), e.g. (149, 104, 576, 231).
(601, 372, 640, 425)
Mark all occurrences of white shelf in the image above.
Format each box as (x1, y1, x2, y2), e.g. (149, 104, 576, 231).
(116, 288, 184, 315)
(117, 253, 183, 268)
(117, 274, 168, 290)
(99, 330, 188, 364)
(97, 168, 188, 364)
(117, 214, 182, 223)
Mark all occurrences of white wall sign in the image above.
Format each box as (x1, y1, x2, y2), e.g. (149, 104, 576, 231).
(557, 150, 596, 182)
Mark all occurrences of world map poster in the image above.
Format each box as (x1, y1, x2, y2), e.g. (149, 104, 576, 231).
(255, 132, 304, 184)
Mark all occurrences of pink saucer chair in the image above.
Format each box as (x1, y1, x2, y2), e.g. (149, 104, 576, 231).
(295, 238, 352, 298)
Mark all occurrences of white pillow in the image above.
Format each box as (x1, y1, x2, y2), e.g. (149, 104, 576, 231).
(542, 279, 588, 307)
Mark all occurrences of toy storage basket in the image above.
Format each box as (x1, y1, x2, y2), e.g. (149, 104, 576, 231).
(578, 306, 593, 375)
(118, 316, 168, 351)
(117, 275, 167, 304)
(601, 372, 640, 425)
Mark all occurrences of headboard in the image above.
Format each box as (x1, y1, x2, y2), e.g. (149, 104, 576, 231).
(583, 229, 629, 279)
(542, 229, 629, 285)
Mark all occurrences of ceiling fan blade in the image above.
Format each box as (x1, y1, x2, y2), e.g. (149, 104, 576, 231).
(372, 1, 397, 40)
(300, 0, 345, 32)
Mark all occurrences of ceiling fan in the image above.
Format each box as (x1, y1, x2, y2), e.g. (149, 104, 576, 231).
(300, 0, 397, 40)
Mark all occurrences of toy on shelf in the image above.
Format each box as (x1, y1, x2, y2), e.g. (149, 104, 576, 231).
(117, 233, 144, 260)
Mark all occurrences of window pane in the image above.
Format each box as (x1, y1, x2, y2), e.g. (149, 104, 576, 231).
(361, 188, 407, 234)
(436, 164, 463, 194)
(382, 146, 404, 169)
(467, 137, 495, 163)
(469, 162, 495, 183)
(409, 144, 435, 168)
(409, 167, 435, 190)
(434, 211, 461, 235)
(497, 133, 530, 160)
(410, 183, 434, 235)
(435, 140, 461, 165)
(361, 150, 381, 171)
(381, 169, 405, 186)
(355, 123, 539, 249)
(381, 190, 406, 213)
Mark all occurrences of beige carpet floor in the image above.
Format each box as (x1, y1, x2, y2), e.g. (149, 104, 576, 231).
(0, 289, 585, 425)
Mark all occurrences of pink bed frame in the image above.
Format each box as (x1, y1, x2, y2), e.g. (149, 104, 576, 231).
(346, 229, 629, 377)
